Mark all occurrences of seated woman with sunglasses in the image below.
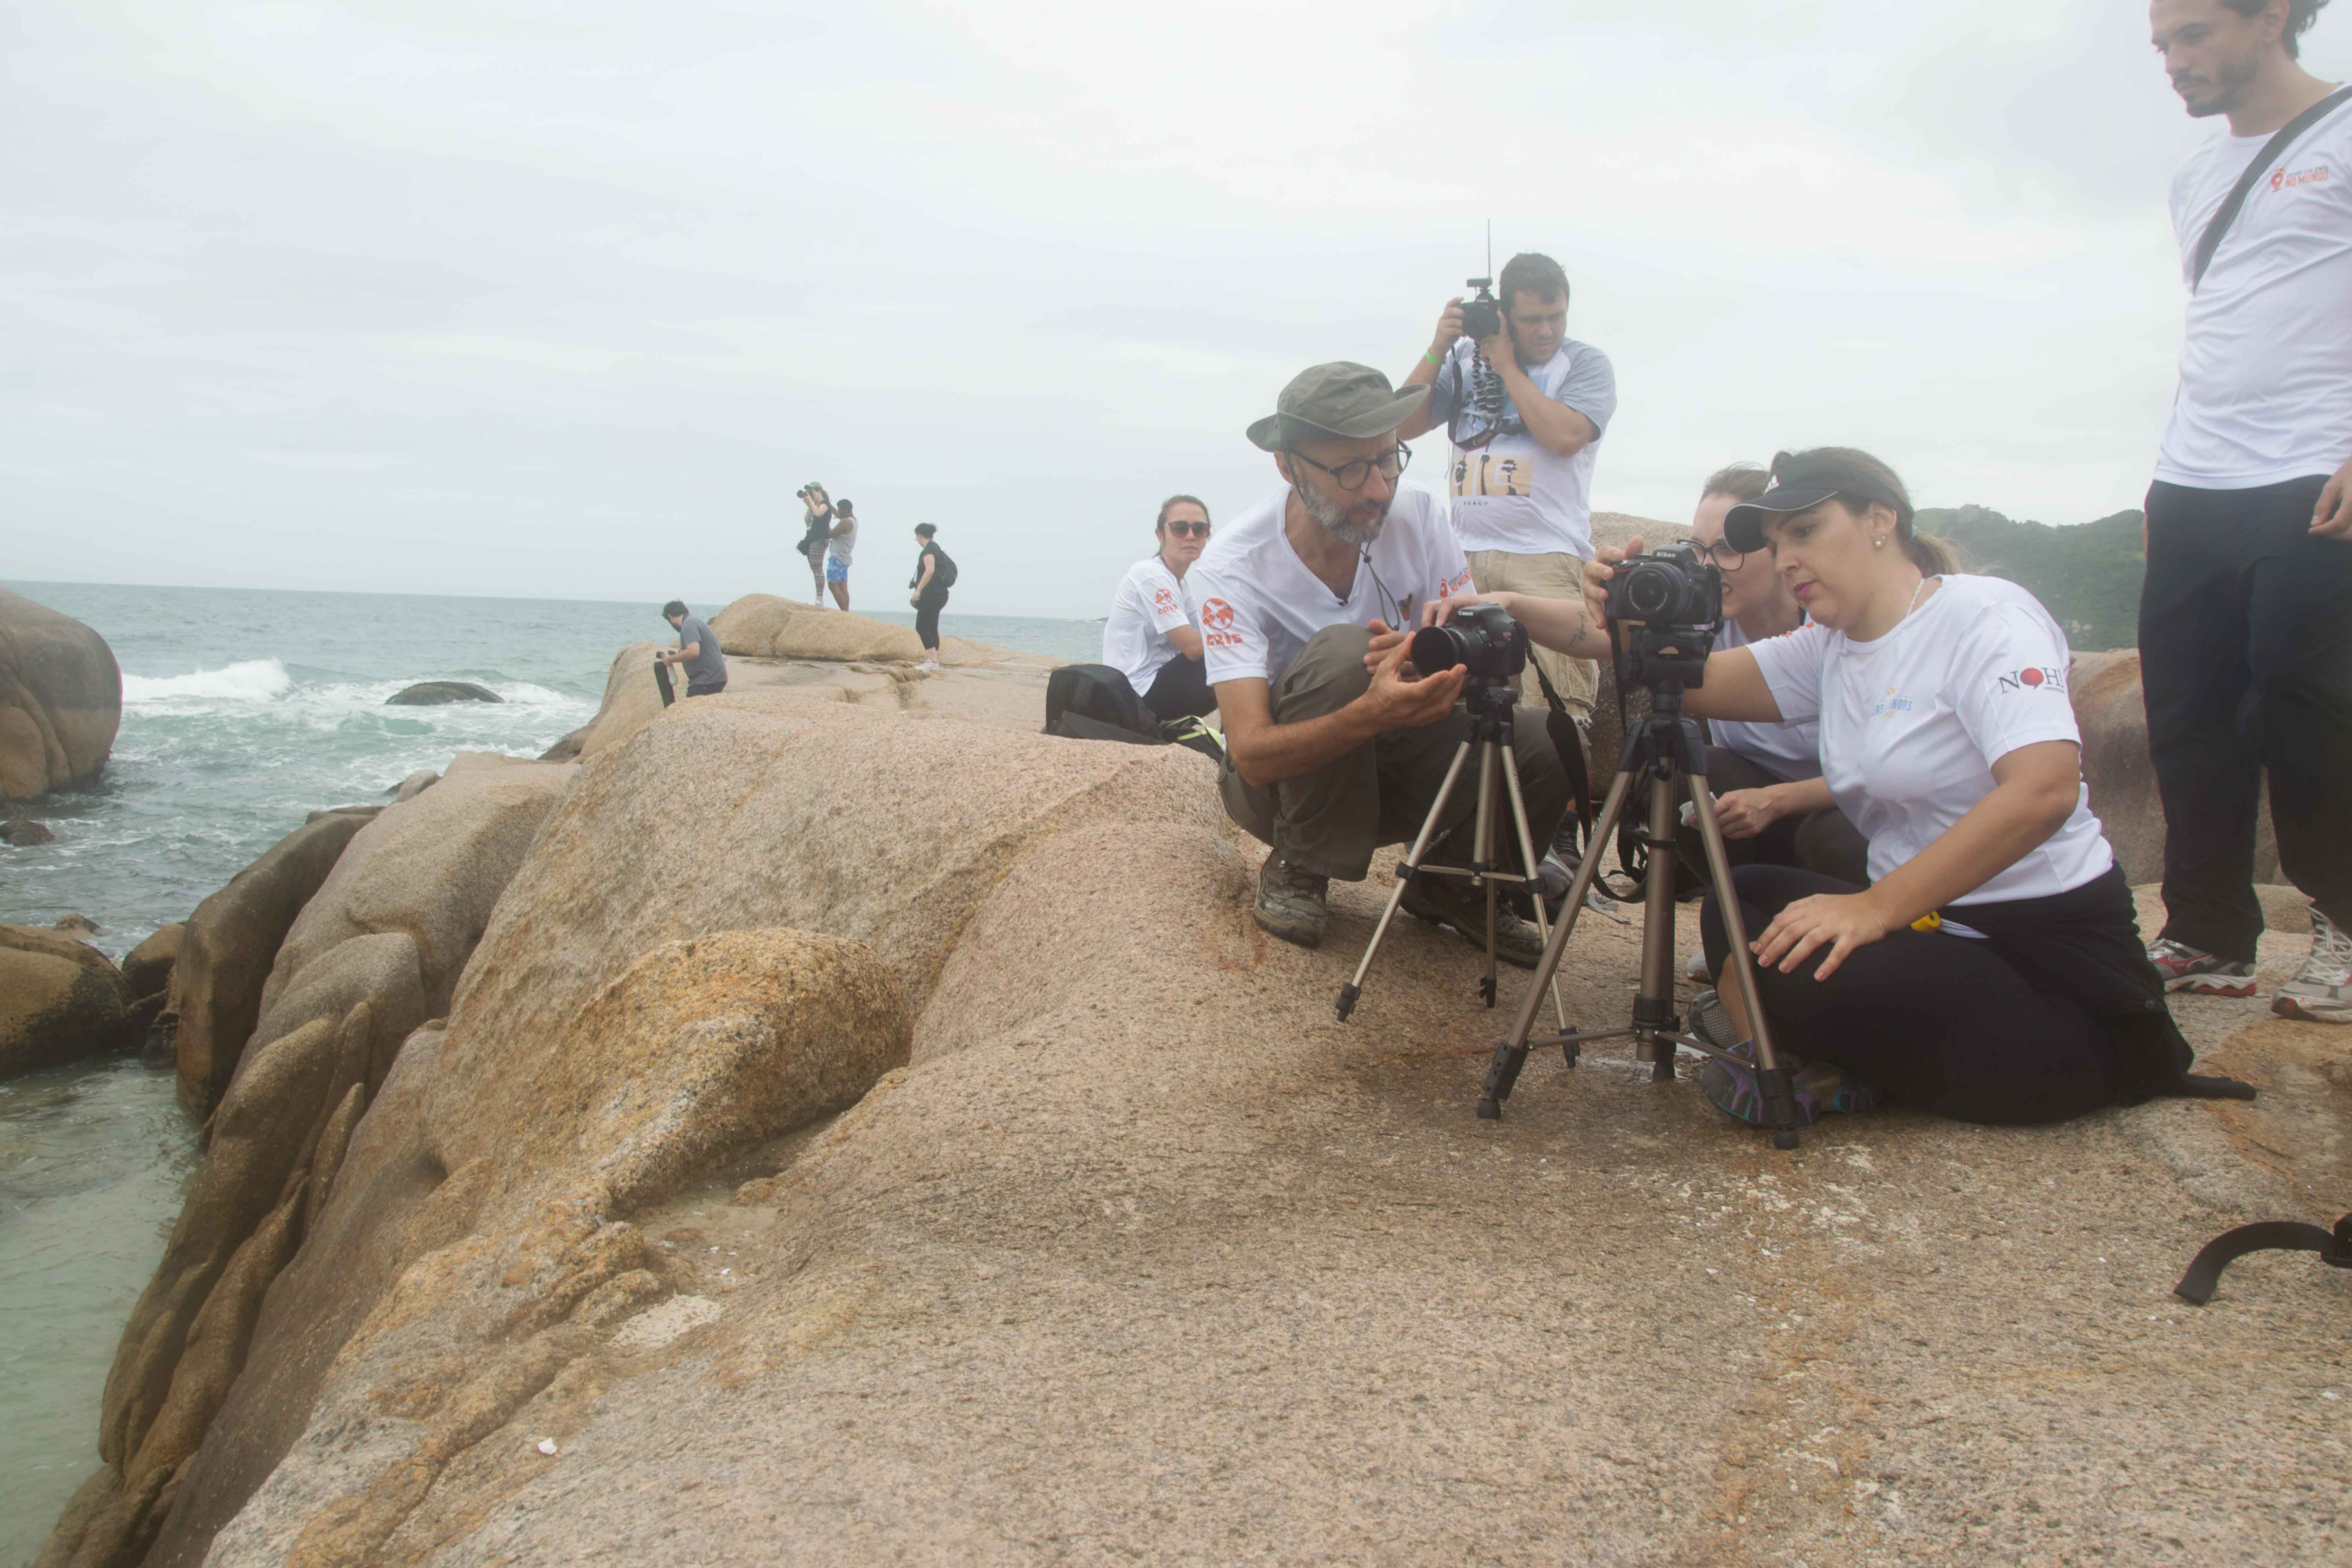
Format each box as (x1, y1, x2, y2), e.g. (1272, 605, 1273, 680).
(1103, 494, 1219, 724)
(1501, 447, 2209, 1129)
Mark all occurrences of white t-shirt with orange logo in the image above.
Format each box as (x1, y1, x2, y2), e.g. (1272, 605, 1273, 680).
(1102, 556, 1197, 692)
(2159, 94, 2352, 488)
(1189, 486, 1474, 690)
(1743, 575, 2114, 914)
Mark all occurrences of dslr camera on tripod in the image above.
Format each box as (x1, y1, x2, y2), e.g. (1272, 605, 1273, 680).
(1408, 601, 1526, 687)
(1604, 540, 1722, 691)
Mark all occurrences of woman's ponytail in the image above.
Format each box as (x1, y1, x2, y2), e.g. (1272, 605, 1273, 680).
(1902, 530, 1958, 577)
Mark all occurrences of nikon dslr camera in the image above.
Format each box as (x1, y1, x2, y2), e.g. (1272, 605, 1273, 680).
(1604, 541, 1722, 690)
(1409, 602, 1527, 688)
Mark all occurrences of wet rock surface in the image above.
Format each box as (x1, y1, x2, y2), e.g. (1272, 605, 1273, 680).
(0, 923, 138, 1077)
(0, 588, 122, 801)
(386, 683, 504, 707)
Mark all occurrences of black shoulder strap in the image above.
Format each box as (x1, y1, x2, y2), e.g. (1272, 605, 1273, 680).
(2174, 1213, 2351, 1305)
(2191, 85, 2352, 291)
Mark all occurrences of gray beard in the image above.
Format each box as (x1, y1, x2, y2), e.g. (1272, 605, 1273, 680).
(1300, 481, 1389, 549)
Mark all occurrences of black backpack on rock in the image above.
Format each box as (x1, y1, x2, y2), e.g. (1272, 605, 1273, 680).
(1042, 664, 1222, 761)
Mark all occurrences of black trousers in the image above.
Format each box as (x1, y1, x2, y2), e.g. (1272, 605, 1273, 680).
(1141, 655, 1215, 723)
(1699, 866, 2118, 1125)
(914, 593, 947, 652)
(2141, 476, 2352, 960)
(654, 666, 727, 707)
(1675, 745, 1869, 889)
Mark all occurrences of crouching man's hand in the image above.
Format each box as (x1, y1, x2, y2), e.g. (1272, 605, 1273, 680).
(1359, 627, 1467, 731)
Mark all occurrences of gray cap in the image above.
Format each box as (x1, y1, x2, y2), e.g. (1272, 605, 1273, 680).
(1247, 362, 1429, 452)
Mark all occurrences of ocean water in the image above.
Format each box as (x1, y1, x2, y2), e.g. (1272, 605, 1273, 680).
(0, 581, 1094, 1563)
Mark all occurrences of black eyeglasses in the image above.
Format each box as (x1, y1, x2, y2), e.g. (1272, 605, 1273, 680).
(1288, 442, 1412, 491)
(1163, 521, 1210, 538)
(1700, 539, 1748, 568)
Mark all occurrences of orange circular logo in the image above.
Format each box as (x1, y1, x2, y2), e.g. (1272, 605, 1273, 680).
(1201, 598, 1236, 630)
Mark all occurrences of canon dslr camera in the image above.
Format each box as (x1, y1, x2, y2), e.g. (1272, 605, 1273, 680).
(1459, 276, 1503, 345)
(1410, 602, 1528, 688)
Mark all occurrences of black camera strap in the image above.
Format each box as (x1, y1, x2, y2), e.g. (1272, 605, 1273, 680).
(1527, 659, 1591, 852)
(2190, 85, 2352, 291)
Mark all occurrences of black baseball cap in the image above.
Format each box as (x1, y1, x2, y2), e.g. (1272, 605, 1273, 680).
(1724, 451, 1911, 554)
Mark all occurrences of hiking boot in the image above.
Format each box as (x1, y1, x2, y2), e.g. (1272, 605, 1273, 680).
(1697, 1039, 1878, 1128)
(2274, 906, 2352, 1025)
(1401, 873, 1546, 969)
(2148, 937, 2257, 996)
(1255, 856, 1330, 949)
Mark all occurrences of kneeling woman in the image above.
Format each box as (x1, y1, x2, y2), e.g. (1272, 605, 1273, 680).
(1570, 448, 2198, 1127)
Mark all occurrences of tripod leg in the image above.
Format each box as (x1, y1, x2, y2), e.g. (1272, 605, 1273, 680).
(1479, 764, 1639, 1118)
(1687, 783, 1802, 1150)
(1498, 747, 1568, 1034)
(1337, 738, 1475, 1022)
(1635, 772, 1681, 1083)
(1475, 743, 1499, 1008)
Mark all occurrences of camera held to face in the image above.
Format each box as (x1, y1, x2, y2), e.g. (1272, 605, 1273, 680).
(1410, 601, 1528, 688)
(1604, 541, 1723, 691)
(1459, 276, 1502, 345)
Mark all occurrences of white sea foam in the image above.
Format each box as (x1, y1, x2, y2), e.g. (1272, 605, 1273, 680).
(121, 659, 292, 706)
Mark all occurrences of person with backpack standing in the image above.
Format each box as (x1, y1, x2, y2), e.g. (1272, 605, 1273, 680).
(2140, 0, 2352, 1024)
(909, 523, 955, 672)
(797, 483, 835, 607)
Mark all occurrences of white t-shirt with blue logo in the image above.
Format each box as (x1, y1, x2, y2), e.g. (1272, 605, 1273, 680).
(1743, 574, 2113, 909)
(1426, 337, 1617, 559)
(1189, 486, 1474, 690)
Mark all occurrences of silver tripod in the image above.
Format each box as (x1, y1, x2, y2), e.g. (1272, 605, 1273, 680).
(1477, 679, 1806, 1149)
(1336, 680, 1568, 1032)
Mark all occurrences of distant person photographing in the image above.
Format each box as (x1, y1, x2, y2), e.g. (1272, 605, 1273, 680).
(826, 499, 859, 611)
(796, 483, 834, 607)
(654, 600, 727, 704)
(1103, 495, 1216, 723)
(909, 523, 956, 673)
(2141, 0, 2352, 1023)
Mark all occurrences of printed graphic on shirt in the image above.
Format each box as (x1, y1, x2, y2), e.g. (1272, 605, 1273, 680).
(1440, 566, 1475, 599)
(1200, 597, 1241, 650)
(1995, 665, 2067, 694)
(2273, 163, 2333, 191)
(1870, 686, 1916, 719)
(1452, 452, 1532, 499)
(1151, 584, 1181, 618)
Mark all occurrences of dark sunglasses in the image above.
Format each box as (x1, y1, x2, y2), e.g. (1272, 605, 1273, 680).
(1164, 521, 1210, 538)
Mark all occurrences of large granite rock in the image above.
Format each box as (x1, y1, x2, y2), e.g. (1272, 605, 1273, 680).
(0, 587, 121, 800)
(711, 593, 924, 662)
(556, 641, 666, 762)
(0, 923, 135, 1076)
(165, 810, 378, 1115)
(122, 924, 184, 1002)
(2069, 647, 2276, 886)
(385, 681, 501, 706)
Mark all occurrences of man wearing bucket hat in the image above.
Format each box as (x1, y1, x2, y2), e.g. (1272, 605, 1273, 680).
(1187, 362, 1568, 956)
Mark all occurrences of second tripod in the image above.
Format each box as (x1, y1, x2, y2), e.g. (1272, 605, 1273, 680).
(1335, 678, 1567, 1033)
(1476, 679, 1806, 1149)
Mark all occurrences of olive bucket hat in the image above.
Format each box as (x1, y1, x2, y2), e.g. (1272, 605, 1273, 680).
(1247, 362, 1429, 452)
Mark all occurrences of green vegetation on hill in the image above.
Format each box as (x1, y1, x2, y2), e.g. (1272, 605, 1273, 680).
(1914, 505, 2145, 652)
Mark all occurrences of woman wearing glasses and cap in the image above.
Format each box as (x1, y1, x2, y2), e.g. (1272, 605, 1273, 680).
(1102, 495, 1218, 724)
(1489, 447, 2214, 1131)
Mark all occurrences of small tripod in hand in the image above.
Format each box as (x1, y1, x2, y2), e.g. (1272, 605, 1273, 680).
(1336, 675, 1568, 1033)
(1477, 675, 1807, 1149)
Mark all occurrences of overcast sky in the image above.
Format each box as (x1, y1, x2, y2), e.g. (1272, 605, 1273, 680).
(7, 2, 2341, 617)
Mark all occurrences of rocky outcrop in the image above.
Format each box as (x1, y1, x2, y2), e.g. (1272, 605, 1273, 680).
(123, 925, 185, 1001)
(61, 758, 577, 1567)
(711, 593, 925, 662)
(390, 769, 439, 802)
(543, 642, 665, 763)
(385, 682, 502, 706)
(4, 813, 56, 845)
(164, 810, 379, 1115)
(0, 588, 122, 800)
(0, 923, 136, 1076)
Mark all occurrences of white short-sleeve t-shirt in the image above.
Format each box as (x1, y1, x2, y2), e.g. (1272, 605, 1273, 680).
(1188, 486, 1474, 689)
(1709, 615, 1822, 783)
(1744, 575, 2113, 910)
(1426, 338, 1618, 559)
(1101, 555, 1196, 691)
(2158, 95, 2352, 488)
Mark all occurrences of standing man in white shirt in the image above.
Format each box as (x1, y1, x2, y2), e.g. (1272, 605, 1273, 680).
(1189, 363, 1567, 956)
(1101, 495, 1216, 723)
(1398, 251, 1617, 728)
(2143, 0, 2352, 1024)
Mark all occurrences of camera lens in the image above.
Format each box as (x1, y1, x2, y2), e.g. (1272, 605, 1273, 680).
(1621, 561, 1679, 621)
(1409, 623, 1472, 676)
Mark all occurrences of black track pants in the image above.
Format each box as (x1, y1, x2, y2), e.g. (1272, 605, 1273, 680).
(2140, 477, 2352, 960)
(915, 593, 947, 652)
(1699, 866, 2118, 1125)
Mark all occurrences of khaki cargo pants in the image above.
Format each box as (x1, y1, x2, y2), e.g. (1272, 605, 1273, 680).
(1465, 548, 1598, 722)
(1218, 624, 1568, 883)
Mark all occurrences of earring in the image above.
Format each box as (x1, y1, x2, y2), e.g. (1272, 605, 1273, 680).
(1874, 535, 1886, 549)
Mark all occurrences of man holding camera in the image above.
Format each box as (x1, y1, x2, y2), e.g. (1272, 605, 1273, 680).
(2141, 0, 2352, 1024)
(655, 600, 727, 702)
(1398, 251, 1617, 727)
(1191, 362, 1567, 958)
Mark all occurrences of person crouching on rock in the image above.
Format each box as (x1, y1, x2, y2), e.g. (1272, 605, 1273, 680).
(1188, 361, 1566, 955)
(1103, 494, 1217, 724)
(1526, 446, 2205, 1131)
(654, 600, 728, 705)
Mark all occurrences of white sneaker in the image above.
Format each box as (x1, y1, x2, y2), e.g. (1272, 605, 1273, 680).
(919, 657, 940, 673)
(1685, 948, 1711, 982)
(2274, 906, 2352, 1025)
